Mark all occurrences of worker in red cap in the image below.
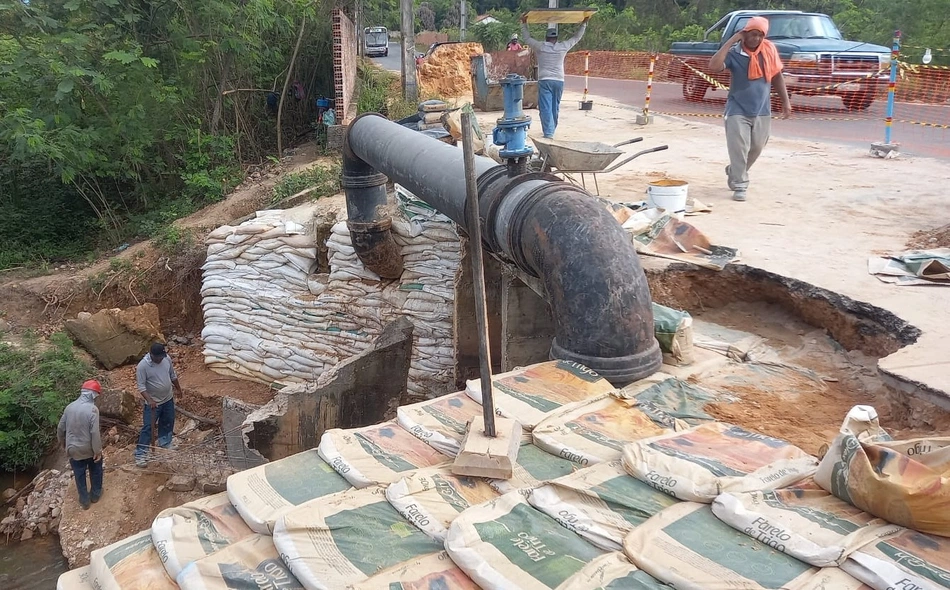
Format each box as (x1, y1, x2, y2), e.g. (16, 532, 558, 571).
(57, 379, 103, 510)
(709, 16, 791, 201)
(134, 342, 183, 467)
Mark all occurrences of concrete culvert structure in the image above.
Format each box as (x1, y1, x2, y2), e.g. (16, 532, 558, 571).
(343, 113, 663, 385)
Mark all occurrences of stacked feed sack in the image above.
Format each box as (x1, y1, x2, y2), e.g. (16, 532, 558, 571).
(201, 191, 461, 399)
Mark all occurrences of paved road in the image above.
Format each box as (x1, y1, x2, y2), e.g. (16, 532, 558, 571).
(369, 42, 402, 72)
(566, 75, 950, 159)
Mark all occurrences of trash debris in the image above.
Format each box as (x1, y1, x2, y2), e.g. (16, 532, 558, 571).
(623, 209, 740, 270)
(867, 248, 950, 285)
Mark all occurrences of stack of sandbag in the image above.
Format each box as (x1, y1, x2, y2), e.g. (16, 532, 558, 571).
(88, 530, 178, 590)
(151, 492, 255, 579)
(201, 209, 328, 383)
(201, 191, 462, 398)
(416, 99, 450, 131)
(226, 449, 351, 534)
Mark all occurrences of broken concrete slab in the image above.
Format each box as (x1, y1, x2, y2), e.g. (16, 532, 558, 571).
(242, 316, 414, 461)
(96, 388, 140, 425)
(222, 397, 266, 470)
(64, 304, 164, 369)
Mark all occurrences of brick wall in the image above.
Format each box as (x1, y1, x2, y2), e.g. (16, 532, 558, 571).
(332, 9, 358, 123)
(416, 31, 449, 47)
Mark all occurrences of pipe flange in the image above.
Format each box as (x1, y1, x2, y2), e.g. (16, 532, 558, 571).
(346, 218, 392, 232)
(550, 337, 663, 386)
(505, 179, 582, 272)
(342, 172, 388, 189)
(481, 171, 560, 254)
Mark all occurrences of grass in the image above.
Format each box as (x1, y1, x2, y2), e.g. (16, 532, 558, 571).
(270, 162, 342, 206)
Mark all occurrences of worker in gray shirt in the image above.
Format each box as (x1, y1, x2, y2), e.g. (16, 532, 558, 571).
(57, 379, 103, 510)
(520, 13, 590, 138)
(134, 342, 183, 467)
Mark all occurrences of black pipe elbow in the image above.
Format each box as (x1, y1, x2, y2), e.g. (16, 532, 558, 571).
(502, 181, 662, 385)
(342, 117, 403, 279)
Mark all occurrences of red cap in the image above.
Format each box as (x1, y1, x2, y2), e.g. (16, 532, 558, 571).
(82, 379, 102, 393)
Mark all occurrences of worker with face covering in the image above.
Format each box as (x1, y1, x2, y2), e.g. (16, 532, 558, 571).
(709, 16, 791, 201)
(57, 380, 104, 510)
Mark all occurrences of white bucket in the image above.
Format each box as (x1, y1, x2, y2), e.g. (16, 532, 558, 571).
(646, 179, 688, 213)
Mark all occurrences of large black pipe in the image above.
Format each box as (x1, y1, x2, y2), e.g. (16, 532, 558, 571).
(343, 113, 661, 385)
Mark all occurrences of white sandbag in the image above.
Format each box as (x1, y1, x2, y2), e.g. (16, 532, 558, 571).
(623, 502, 817, 590)
(711, 489, 902, 567)
(56, 565, 92, 590)
(621, 422, 818, 502)
(840, 528, 950, 590)
(89, 530, 178, 590)
(273, 486, 444, 590)
(348, 551, 479, 589)
(792, 568, 873, 590)
(465, 360, 616, 429)
(151, 492, 255, 579)
(385, 466, 499, 541)
(396, 391, 484, 456)
(445, 491, 606, 590)
(558, 552, 669, 589)
(176, 534, 302, 590)
(527, 460, 679, 551)
(226, 449, 351, 534)
(531, 394, 676, 466)
(490, 442, 579, 495)
(318, 421, 450, 488)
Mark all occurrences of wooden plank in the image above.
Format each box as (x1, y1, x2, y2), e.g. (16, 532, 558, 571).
(452, 416, 521, 479)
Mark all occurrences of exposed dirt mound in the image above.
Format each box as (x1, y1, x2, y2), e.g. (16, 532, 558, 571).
(417, 42, 484, 98)
(907, 223, 950, 249)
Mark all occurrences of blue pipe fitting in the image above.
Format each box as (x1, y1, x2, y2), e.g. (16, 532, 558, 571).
(492, 74, 533, 159)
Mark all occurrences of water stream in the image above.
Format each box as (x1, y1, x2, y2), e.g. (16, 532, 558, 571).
(0, 470, 69, 589)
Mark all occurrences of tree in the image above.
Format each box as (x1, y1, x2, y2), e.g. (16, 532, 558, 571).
(418, 2, 437, 31)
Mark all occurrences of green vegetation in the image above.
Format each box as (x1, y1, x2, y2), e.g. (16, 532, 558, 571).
(0, 0, 336, 269)
(357, 62, 418, 120)
(270, 163, 343, 205)
(0, 332, 93, 470)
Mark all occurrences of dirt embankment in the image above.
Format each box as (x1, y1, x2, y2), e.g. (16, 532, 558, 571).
(417, 42, 483, 98)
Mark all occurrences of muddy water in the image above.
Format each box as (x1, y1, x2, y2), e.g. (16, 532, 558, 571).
(0, 534, 69, 589)
(0, 470, 69, 589)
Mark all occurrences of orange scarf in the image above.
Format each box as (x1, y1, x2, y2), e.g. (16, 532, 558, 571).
(745, 40, 783, 81)
(742, 17, 783, 81)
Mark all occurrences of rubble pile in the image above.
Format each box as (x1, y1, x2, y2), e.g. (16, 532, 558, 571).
(1, 468, 69, 541)
(417, 42, 483, 98)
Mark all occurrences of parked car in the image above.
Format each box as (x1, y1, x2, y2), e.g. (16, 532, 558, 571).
(669, 10, 891, 111)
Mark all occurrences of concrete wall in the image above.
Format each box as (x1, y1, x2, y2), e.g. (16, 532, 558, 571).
(332, 9, 358, 123)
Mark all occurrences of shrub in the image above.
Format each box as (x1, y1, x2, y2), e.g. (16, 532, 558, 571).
(270, 162, 342, 205)
(0, 333, 93, 471)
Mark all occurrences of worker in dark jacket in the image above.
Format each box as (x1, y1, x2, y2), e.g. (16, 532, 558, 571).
(57, 380, 103, 510)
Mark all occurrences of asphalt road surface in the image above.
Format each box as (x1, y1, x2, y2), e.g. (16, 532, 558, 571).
(369, 42, 402, 72)
(566, 75, 949, 159)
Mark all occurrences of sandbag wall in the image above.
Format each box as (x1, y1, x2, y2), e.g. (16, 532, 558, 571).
(200, 189, 460, 399)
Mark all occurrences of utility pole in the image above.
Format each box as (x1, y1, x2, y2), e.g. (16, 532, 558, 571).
(460, 0, 467, 42)
(401, 0, 418, 102)
(355, 0, 363, 56)
(548, 0, 557, 36)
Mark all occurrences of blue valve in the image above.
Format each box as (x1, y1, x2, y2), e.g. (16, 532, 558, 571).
(492, 75, 533, 160)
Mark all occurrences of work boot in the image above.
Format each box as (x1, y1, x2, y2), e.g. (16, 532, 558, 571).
(725, 165, 737, 190)
(80, 501, 90, 511)
(732, 189, 747, 202)
(91, 494, 101, 504)
(135, 457, 147, 468)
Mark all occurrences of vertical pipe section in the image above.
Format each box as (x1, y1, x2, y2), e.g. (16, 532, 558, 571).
(462, 112, 496, 437)
(342, 126, 404, 278)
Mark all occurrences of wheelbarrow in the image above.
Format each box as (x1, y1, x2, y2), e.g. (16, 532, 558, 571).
(531, 137, 669, 195)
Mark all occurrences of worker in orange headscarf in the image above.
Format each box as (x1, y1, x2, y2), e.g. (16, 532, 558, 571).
(709, 16, 791, 201)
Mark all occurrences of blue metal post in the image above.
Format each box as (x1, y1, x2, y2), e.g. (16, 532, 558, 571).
(884, 30, 901, 145)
